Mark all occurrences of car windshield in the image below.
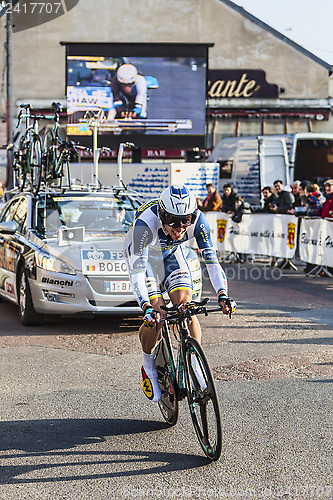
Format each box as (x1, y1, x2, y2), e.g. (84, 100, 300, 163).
(34, 193, 140, 238)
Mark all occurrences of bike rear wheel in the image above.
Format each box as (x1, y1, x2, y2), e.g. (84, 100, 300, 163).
(155, 323, 179, 426)
(28, 134, 43, 195)
(43, 129, 56, 185)
(184, 337, 222, 461)
(14, 135, 28, 191)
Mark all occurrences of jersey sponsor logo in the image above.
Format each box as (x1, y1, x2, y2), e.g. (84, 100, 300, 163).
(287, 222, 296, 249)
(41, 277, 74, 286)
(217, 218, 228, 243)
(135, 199, 158, 218)
(199, 222, 211, 244)
(201, 248, 217, 262)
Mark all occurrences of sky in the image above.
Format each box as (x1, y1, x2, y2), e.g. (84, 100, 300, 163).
(237, 0, 333, 65)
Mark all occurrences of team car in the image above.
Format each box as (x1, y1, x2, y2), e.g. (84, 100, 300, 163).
(0, 187, 202, 325)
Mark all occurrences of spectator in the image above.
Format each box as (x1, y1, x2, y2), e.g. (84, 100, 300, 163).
(321, 179, 333, 219)
(313, 183, 326, 204)
(288, 180, 307, 215)
(221, 183, 237, 214)
(0, 179, 5, 201)
(320, 179, 333, 274)
(232, 195, 251, 223)
(230, 195, 251, 263)
(269, 180, 294, 214)
(201, 183, 222, 212)
(291, 181, 302, 207)
(299, 180, 310, 205)
(304, 183, 323, 216)
(252, 186, 277, 213)
(196, 197, 203, 210)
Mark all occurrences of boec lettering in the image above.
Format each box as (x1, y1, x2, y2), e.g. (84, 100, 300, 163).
(99, 261, 127, 272)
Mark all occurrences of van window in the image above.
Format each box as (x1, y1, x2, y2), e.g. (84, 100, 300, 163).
(219, 160, 233, 179)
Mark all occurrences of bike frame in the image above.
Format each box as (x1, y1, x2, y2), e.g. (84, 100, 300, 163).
(160, 302, 225, 394)
(162, 312, 205, 398)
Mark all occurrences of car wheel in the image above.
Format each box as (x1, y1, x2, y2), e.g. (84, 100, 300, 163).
(18, 267, 44, 326)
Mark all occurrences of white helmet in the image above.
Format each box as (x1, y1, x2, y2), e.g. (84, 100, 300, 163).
(117, 64, 138, 84)
(158, 185, 198, 226)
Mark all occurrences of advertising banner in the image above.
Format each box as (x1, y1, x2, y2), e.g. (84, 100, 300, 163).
(204, 213, 298, 258)
(299, 218, 333, 266)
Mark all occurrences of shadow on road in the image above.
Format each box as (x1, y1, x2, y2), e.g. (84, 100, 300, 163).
(231, 337, 333, 346)
(0, 418, 207, 484)
(0, 301, 141, 336)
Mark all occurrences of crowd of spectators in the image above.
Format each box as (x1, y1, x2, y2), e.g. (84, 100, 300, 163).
(198, 178, 333, 221)
(197, 178, 333, 274)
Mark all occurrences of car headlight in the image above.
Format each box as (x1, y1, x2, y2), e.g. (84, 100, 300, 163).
(188, 258, 201, 272)
(35, 253, 76, 275)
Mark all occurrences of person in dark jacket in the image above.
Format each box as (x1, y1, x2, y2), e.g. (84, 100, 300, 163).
(201, 183, 222, 212)
(232, 196, 251, 223)
(291, 181, 302, 207)
(305, 183, 323, 216)
(221, 183, 237, 214)
(253, 186, 278, 213)
(321, 179, 333, 219)
(269, 180, 294, 214)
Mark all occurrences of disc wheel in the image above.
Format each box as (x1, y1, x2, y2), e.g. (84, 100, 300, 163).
(155, 324, 179, 426)
(184, 337, 222, 461)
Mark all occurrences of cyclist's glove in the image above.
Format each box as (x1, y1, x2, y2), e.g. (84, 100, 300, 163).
(218, 294, 237, 317)
(143, 306, 158, 328)
(133, 104, 143, 117)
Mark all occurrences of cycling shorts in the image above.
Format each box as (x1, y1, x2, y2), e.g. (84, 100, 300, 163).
(145, 245, 193, 301)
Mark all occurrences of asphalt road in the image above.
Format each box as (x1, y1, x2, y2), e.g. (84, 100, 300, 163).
(0, 260, 332, 499)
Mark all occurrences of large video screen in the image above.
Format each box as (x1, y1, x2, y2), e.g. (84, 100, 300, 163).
(64, 43, 209, 149)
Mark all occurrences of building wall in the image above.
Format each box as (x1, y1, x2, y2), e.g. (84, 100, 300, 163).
(0, 0, 330, 124)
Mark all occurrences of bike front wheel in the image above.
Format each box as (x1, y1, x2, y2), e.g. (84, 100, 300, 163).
(28, 134, 43, 195)
(184, 337, 222, 461)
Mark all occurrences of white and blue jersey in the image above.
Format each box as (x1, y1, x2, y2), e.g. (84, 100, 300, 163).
(123, 199, 228, 310)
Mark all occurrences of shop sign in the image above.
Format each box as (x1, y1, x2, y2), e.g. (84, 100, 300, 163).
(207, 70, 278, 99)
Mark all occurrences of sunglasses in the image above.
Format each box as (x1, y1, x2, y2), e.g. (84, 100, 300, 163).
(164, 214, 193, 228)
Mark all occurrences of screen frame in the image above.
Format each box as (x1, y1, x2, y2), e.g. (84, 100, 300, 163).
(61, 42, 212, 149)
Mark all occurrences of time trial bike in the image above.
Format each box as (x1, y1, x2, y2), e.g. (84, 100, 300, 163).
(154, 297, 235, 461)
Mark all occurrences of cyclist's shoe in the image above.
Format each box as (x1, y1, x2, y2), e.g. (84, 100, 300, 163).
(141, 366, 161, 402)
(191, 355, 207, 391)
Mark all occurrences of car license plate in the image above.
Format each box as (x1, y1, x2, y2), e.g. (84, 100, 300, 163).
(104, 280, 132, 293)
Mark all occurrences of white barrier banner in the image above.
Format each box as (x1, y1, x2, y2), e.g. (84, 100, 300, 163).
(205, 213, 297, 258)
(299, 218, 333, 266)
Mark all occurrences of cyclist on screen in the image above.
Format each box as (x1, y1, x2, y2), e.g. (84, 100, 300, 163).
(107, 63, 147, 120)
(123, 184, 236, 403)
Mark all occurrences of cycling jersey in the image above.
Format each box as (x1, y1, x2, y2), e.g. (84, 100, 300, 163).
(123, 199, 228, 310)
(111, 74, 147, 118)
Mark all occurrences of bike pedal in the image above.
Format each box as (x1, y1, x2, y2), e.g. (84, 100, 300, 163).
(176, 387, 187, 401)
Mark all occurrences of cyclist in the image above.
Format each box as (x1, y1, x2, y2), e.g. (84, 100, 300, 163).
(124, 184, 236, 402)
(108, 63, 147, 120)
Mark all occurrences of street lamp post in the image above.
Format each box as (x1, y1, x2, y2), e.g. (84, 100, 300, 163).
(5, 0, 13, 188)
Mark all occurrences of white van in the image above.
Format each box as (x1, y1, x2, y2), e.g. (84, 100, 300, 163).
(207, 133, 333, 204)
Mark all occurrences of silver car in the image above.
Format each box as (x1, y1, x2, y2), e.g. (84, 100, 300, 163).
(0, 188, 202, 325)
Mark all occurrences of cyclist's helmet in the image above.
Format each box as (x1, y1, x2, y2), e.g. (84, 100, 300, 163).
(117, 64, 138, 84)
(158, 185, 198, 227)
